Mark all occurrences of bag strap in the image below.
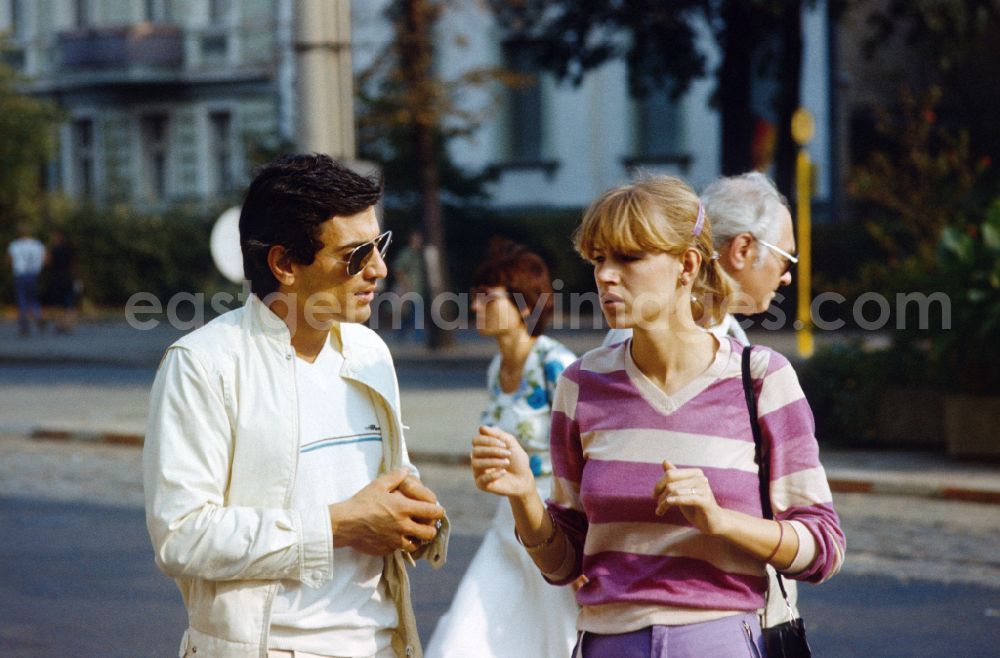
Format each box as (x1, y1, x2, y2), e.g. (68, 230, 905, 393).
(741, 345, 791, 601)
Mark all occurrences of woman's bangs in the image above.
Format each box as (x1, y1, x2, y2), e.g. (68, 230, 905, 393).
(576, 192, 658, 259)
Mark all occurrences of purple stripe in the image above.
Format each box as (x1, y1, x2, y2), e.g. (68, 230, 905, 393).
(578, 551, 765, 610)
(760, 397, 819, 478)
(667, 378, 755, 439)
(550, 410, 583, 480)
(779, 502, 846, 583)
(582, 460, 763, 524)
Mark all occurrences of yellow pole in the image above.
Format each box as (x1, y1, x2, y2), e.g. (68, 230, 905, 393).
(791, 109, 814, 358)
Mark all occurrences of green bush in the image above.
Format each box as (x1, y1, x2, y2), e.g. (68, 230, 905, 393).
(930, 197, 1000, 394)
(798, 342, 930, 446)
(2, 203, 232, 310)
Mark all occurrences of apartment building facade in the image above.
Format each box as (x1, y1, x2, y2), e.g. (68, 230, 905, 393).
(2, 0, 295, 207)
(3, 0, 836, 214)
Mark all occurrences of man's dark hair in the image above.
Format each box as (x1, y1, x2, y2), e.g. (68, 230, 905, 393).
(240, 153, 383, 297)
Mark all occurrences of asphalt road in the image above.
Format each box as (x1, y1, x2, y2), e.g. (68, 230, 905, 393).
(3, 496, 1000, 657)
(3, 362, 1000, 656)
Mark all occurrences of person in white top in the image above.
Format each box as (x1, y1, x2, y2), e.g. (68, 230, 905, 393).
(143, 154, 449, 658)
(603, 172, 797, 348)
(7, 223, 46, 336)
(425, 238, 579, 658)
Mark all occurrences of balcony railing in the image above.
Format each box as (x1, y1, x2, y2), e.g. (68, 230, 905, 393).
(58, 24, 183, 70)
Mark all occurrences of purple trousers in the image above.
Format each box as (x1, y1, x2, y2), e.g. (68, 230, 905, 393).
(574, 612, 766, 658)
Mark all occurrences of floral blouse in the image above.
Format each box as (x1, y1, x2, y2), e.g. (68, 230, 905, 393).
(480, 334, 577, 476)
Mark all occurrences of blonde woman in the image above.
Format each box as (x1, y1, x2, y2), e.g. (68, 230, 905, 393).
(471, 177, 845, 657)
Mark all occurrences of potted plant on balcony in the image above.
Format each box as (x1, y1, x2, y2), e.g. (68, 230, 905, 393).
(933, 199, 1000, 457)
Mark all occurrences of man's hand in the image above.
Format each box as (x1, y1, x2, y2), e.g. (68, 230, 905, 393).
(329, 468, 445, 555)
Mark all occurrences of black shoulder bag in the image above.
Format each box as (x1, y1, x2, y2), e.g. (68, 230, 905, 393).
(741, 345, 812, 658)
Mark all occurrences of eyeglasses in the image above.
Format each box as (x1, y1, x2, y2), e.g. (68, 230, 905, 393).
(757, 238, 799, 275)
(338, 230, 392, 276)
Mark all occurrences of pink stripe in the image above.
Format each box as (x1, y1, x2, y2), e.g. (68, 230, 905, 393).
(779, 502, 845, 583)
(578, 551, 765, 610)
(550, 410, 584, 479)
(760, 398, 819, 479)
(582, 460, 764, 524)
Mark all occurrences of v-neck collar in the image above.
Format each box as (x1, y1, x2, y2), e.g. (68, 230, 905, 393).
(623, 334, 731, 415)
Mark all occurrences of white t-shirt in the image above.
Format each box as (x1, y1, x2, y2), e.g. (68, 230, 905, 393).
(8, 238, 45, 276)
(269, 338, 397, 656)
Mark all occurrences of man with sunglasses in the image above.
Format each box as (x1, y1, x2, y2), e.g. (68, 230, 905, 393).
(603, 171, 797, 347)
(144, 154, 448, 658)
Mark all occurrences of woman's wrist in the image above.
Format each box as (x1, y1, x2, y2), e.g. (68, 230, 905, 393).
(705, 507, 739, 538)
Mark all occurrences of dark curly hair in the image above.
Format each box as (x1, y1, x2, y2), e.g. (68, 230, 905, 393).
(239, 154, 383, 297)
(472, 237, 555, 337)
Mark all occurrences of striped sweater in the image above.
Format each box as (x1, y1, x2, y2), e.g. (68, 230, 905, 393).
(544, 337, 845, 633)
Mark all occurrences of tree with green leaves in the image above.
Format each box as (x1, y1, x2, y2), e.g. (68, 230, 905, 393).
(0, 58, 62, 233)
(356, 0, 513, 348)
(488, 0, 842, 196)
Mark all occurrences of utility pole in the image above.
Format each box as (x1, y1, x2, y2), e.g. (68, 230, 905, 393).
(792, 107, 815, 358)
(294, 0, 355, 159)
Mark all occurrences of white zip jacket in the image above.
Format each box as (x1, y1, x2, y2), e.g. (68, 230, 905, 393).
(143, 295, 449, 658)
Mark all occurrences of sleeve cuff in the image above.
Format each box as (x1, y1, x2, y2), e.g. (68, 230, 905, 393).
(298, 506, 333, 588)
(540, 534, 578, 584)
(783, 520, 817, 575)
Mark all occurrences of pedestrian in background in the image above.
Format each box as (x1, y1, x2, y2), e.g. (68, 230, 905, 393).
(426, 238, 578, 658)
(143, 154, 448, 658)
(7, 223, 46, 337)
(473, 176, 844, 657)
(44, 230, 79, 334)
(390, 230, 427, 341)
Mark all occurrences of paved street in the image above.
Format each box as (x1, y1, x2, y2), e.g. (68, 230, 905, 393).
(2, 434, 1000, 656)
(3, 331, 1000, 656)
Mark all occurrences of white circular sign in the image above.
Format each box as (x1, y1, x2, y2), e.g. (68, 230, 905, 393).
(210, 206, 244, 284)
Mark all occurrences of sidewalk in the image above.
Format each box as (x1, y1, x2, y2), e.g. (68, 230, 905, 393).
(3, 317, 1000, 505)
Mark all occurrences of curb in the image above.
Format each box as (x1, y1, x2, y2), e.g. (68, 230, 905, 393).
(16, 430, 1000, 506)
(828, 477, 1000, 505)
(30, 428, 144, 447)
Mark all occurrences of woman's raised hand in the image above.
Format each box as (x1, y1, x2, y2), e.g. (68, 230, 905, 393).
(653, 460, 729, 536)
(471, 425, 535, 498)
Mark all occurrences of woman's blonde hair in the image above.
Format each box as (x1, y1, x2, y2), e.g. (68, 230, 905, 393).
(572, 174, 735, 326)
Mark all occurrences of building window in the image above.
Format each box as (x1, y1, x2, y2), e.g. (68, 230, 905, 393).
(634, 85, 684, 159)
(208, 0, 230, 25)
(140, 114, 169, 202)
(502, 40, 543, 163)
(144, 0, 171, 23)
(72, 119, 95, 197)
(10, 0, 24, 39)
(73, 0, 92, 28)
(209, 111, 233, 193)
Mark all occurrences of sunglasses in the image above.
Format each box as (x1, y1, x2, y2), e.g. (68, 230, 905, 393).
(757, 238, 799, 275)
(338, 230, 392, 276)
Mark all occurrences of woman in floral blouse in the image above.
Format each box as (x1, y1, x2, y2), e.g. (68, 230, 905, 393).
(425, 238, 578, 658)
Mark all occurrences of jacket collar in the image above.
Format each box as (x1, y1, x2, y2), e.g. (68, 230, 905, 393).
(243, 294, 397, 412)
(244, 293, 345, 352)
